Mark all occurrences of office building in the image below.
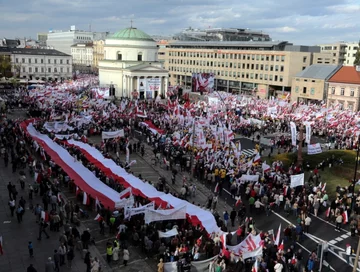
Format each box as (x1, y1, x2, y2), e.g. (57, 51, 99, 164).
(290, 64, 341, 104)
(318, 42, 347, 65)
(46, 26, 109, 55)
(71, 43, 94, 73)
(161, 40, 334, 99)
(173, 27, 271, 42)
(344, 42, 359, 66)
(0, 47, 72, 80)
(327, 66, 360, 110)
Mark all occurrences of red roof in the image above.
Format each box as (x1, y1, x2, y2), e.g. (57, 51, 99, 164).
(328, 66, 360, 84)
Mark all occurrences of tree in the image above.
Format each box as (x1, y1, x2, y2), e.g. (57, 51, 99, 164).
(0, 55, 12, 77)
(354, 40, 360, 66)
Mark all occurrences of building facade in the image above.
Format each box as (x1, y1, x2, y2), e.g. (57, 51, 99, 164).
(161, 40, 334, 98)
(291, 64, 341, 104)
(0, 47, 72, 80)
(47, 26, 109, 55)
(318, 42, 347, 65)
(327, 66, 360, 110)
(344, 42, 359, 66)
(37, 33, 48, 47)
(71, 43, 94, 73)
(93, 40, 105, 71)
(99, 27, 168, 99)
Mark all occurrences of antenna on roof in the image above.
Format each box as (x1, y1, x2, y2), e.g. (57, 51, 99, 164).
(130, 19, 133, 28)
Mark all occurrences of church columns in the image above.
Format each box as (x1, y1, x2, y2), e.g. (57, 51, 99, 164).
(130, 76, 134, 96)
(164, 76, 169, 96)
(126, 76, 130, 97)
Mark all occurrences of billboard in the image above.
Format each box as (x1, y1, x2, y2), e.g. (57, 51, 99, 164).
(192, 73, 215, 93)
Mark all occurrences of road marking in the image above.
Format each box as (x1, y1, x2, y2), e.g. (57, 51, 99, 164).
(3, 221, 11, 223)
(271, 210, 357, 271)
(329, 240, 337, 244)
(335, 237, 343, 242)
(309, 213, 348, 233)
(341, 234, 349, 239)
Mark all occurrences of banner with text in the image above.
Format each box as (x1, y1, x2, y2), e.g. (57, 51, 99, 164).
(307, 143, 322, 155)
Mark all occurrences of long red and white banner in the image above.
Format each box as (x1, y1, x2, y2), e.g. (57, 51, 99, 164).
(24, 123, 122, 209)
(65, 139, 221, 234)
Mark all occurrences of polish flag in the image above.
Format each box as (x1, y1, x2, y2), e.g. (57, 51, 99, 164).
(235, 196, 242, 206)
(283, 186, 288, 196)
(40, 148, 47, 161)
(94, 214, 103, 222)
(321, 183, 326, 192)
(252, 258, 258, 272)
(34, 172, 42, 183)
(274, 224, 281, 246)
(41, 211, 49, 222)
(57, 192, 63, 204)
(214, 182, 220, 193)
(163, 158, 169, 166)
(325, 207, 330, 217)
(83, 192, 90, 205)
(342, 210, 348, 224)
(95, 197, 101, 210)
(262, 161, 271, 172)
(291, 255, 297, 264)
(278, 240, 284, 252)
(81, 135, 88, 143)
(253, 153, 261, 163)
(76, 186, 81, 196)
(119, 187, 132, 199)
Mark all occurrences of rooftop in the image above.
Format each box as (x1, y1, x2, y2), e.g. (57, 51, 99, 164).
(328, 66, 360, 84)
(295, 64, 341, 80)
(71, 43, 94, 47)
(110, 27, 154, 42)
(0, 47, 70, 56)
(167, 40, 289, 48)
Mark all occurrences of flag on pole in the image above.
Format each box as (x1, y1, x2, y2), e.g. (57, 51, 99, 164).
(83, 192, 90, 205)
(94, 214, 103, 222)
(253, 153, 261, 163)
(252, 259, 258, 272)
(41, 211, 49, 222)
(278, 240, 284, 252)
(321, 183, 326, 192)
(214, 182, 220, 193)
(325, 207, 330, 217)
(342, 210, 348, 224)
(95, 197, 101, 210)
(274, 224, 281, 246)
(235, 196, 242, 207)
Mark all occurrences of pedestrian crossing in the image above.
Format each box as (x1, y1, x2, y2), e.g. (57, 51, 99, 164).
(241, 149, 257, 157)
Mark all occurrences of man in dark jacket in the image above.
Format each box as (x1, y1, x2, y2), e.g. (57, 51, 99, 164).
(81, 228, 91, 249)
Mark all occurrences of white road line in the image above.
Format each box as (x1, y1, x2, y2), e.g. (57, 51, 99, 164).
(309, 213, 348, 233)
(329, 240, 337, 244)
(341, 234, 349, 239)
(335, 237, 343, 242)
(271, 210, 357, 271)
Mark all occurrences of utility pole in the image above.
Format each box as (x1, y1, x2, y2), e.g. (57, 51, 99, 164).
(297, 124, 304, 167)
(353, 236, 360, 272)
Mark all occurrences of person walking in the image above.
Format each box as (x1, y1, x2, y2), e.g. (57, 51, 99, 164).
(106, 242, 113, 263)
(38, 218, 50, 240)
(66, 246, 75, 268)
(53, 250, 60, 272)
(8, 197, 15, 217)
(27, 264, 38, 272)
(335, 213, 343, 232)
(346, 244, 352, 264)
(28, 241, 34, 258)
(223, 211, 229, 226)
(230, 208, 237, 227)
(58, 243, 67, 266)
(123, 246, 130, 266)
(84, 251, 91, 272)
(45, 257, 55, 272)
(16, 204, 24, 223)
(304, 215, 311, 233)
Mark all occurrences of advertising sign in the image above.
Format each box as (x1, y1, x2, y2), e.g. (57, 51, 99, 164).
(146, 78, 161, 92)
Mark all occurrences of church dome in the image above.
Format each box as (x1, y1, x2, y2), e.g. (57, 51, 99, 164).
(111, 27, 155, 42)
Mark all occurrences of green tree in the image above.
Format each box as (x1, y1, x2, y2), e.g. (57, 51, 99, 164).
(0, 55, 12, 77)
(354, 40, 360, 66)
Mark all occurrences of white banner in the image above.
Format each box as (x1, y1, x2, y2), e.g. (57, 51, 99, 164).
(307, 143, 322, 155)
(164, 256, 217, 272)
(128, 202, 155, 217)
(290, 173, 304, 188)
(290, 121, 297, 146)
(158, 228, 178, 238)
(305, 122, 311, 144)
(115, 195, 135, 209)
(240, 175, 259, 182)
(101, 130, 124, 140)
(145, 205, 186, 224)
(44, 122, 74, 133)
(242, 246, 263, 260)
(54, 134, 74, 140)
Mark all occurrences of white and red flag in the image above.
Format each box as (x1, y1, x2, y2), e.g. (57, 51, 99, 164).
(274, 224, 281, 246)
(41, 211, 49, 222)
(94, 214, 103, 222)
(83, 192, 90, 205)
(342, 210, 348, 224)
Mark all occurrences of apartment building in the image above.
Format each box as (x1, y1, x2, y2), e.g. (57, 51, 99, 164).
(344, 42, 359, 66)
(161, 40, 333, 99)
(93, 40, 105, 71)
(327, 66, 360, 110)
(318, 42, 347, 65)
(71, 43, 94, 73)
(0, 47, 72, 80)
(291, 64, 341, 104)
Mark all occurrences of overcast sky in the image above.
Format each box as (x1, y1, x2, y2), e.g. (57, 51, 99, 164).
(1, 0, 360, 45)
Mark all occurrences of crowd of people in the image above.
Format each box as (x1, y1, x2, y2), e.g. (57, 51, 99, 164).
(2, 75, 360, 272)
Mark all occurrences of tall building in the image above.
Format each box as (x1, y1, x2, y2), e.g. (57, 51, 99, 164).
(99, 27, 168, 99)
(46, 26, 109, 55)
(161, 40, 334, 99)
(71, 43, 94, 73)
(317, 42, 347, 65)
(173, 27, 271, 42)
(344, 42, 359, 66)
(0, 47, 72, 80)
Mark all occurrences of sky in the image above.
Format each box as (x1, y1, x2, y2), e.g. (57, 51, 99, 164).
(1, 0, 360, 45)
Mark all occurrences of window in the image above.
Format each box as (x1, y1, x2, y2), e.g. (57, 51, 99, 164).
(331, 87, 335, 94)
(281, 56, 285, 62)
(16, 58, 18, 63)
(41, 59, 44, 64)
(340, 88, 345, 95)
(48, 68, 51, 73)
(303, 87, 307, 94)
(60, 59, 63, 64)
(54, 59, 57, 64)
(276, 56, 279, 61)
(137, 53, 143, 61)
(274, 75, 278, 81)
(29, 67, 32, 72)
(35, 67, 38, 73)
(66, 60, 69, 65)
(28, 58, 31, 63)
(22, 58, 25, 63)
(303, 57, 307, 63)
(67, 68, 70, 73)
(48, 59, 51, 64)
(280, 66, 284, 72)
(279, 76, 283, 82)
(54, 68, 57, 73)
(22, 67, 25, 72)
(351, 88, 355, 96)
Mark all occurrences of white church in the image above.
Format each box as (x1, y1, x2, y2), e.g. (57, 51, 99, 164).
(98, 27, 169, 99)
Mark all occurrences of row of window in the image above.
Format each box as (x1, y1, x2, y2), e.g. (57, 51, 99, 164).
(19, 67, 70, 73)
(76, 36, 91, 41)
(330, 87, 356, 96)
(15, 58, 70, 65)
(169, 61, 285, 72)
(170, 67, 283, 82)
(117, 53, 143, 61)
(168, 51, 287, 62)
